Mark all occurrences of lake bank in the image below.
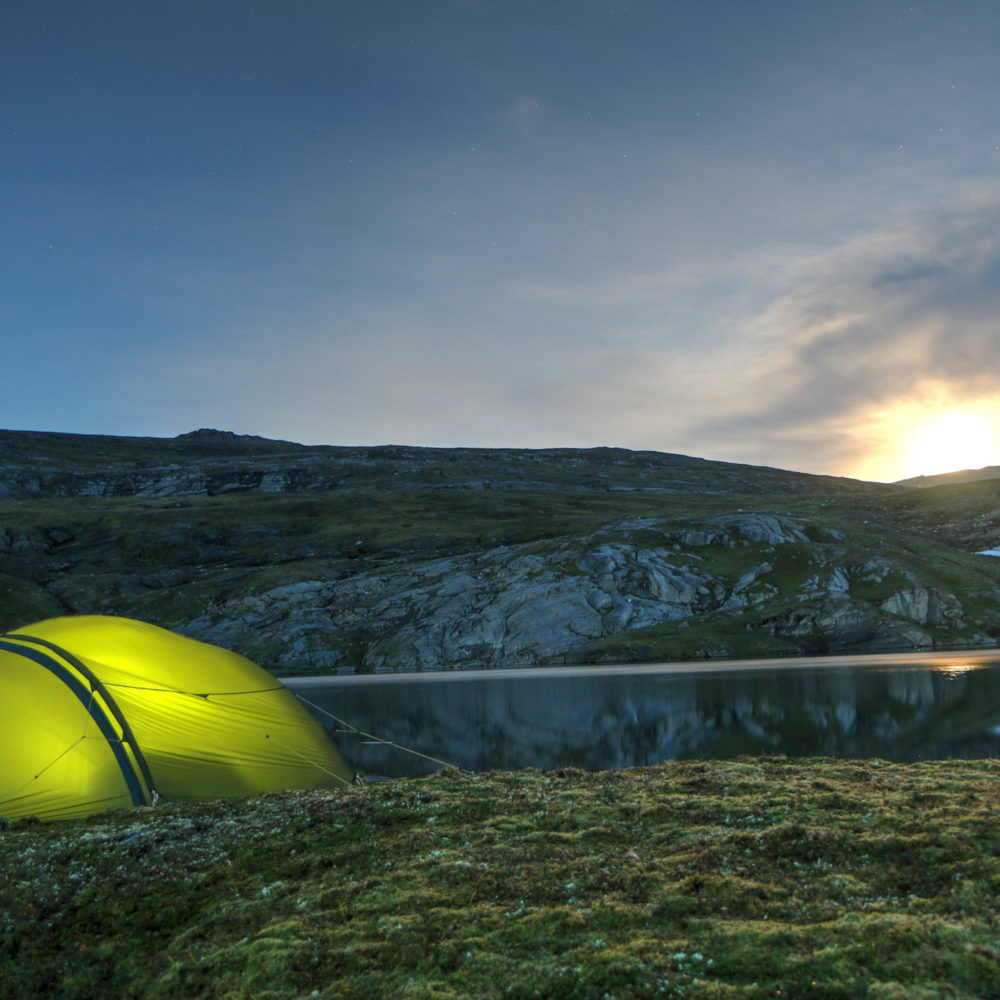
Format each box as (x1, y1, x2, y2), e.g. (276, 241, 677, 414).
(4, 757, 1000, 999)
(280, 647, 1000, 684)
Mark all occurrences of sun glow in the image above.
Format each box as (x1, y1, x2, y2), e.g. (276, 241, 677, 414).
(905, 410, 998, 479)
(846, 395, 1000, 483)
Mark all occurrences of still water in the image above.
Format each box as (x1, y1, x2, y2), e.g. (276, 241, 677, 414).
(285, 651, 1000, 778)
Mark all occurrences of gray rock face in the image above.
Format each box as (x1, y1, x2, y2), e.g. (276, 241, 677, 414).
(761, 593, 941, 652)
(709, 512, 810, 545)
(176, 516, 989, 670)
(881, 587, 964, 626)
(191, 540, 726, 670)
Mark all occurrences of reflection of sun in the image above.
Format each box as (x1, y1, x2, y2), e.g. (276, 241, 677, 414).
(905, 411, 997, 479)
(932, 662, 978, 678)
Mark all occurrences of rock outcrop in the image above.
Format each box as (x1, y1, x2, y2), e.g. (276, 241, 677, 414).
(178, 512, 992, 670)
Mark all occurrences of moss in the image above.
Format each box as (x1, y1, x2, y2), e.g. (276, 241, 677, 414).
(0, 573, 65, 626)
(5, 759, 1000, 998)
(582, 611, 802, 663)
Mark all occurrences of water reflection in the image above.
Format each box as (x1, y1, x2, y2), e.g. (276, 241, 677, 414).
(290, 654, 1000, 777)
(931, 661, 982, 679)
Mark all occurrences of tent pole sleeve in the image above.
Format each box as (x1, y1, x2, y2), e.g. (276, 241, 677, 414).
(0, 637, 150, 807)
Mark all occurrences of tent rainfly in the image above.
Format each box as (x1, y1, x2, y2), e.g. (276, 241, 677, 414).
(0, 615, 353, 821)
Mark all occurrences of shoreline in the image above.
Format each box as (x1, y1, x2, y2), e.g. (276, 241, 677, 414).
(281, 645, 1000, 686)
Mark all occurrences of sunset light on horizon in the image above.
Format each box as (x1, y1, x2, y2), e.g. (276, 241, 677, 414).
(904, 410, 999, 480)
(846, 395, 1000, 483)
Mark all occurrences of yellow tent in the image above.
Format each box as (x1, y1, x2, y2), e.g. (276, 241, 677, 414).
(0, 615, 353, 821)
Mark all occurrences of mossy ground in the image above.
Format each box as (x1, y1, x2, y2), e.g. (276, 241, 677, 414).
(4, 758, 1000, 999)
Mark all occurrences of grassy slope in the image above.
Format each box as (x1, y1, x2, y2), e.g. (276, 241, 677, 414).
(4, 759, 1000, 999)
(6, 483, 1000, 668)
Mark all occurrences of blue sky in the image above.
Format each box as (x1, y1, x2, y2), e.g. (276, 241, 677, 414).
(4, 1, 1000, 480)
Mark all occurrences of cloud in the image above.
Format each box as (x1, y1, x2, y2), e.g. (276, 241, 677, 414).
(503, 94, 547, 134)
(691, 192, 1000, 475)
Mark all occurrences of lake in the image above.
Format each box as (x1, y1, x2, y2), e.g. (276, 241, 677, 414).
(285, 650, 1000, 777)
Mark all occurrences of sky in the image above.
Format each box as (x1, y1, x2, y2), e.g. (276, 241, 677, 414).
(4, 1, 1000, 482)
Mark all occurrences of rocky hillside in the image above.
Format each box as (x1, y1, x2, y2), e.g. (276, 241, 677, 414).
(3, 428, 1000, 671)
